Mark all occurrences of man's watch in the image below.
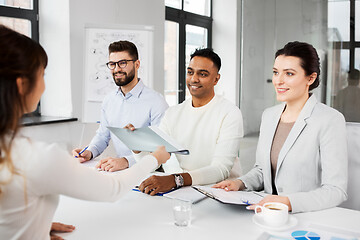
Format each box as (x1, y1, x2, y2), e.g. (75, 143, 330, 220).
(173, 174, 184, 189)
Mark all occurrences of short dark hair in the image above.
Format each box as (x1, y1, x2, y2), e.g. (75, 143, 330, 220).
(275, 41, 320, 91)
(190, 48, 221, 71)
(348, 69, 360, 80)
(108, 40, 139, 60)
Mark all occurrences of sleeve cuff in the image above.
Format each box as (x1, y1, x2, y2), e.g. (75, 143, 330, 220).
(124, 155, 136, 167)
(87, 146, 99, 159)
(133, 152, 150, 163)
(136, 154, 159, 173)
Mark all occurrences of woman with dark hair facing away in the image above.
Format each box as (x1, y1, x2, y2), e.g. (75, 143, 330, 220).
(0, 25, 170, 240)
(214, 41, 348, 213)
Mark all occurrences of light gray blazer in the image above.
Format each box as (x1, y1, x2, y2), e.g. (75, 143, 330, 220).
(240, 95, 348, 213)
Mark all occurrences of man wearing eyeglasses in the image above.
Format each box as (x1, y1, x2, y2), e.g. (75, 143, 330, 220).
(72, 40, 168, 171)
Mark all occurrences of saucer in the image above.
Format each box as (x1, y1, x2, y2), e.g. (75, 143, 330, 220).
(252, 214, 298, 231)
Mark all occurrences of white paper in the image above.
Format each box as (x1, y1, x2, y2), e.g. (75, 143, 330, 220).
(163, 186, 206, 204)
(193, 185, 264, 205)
(257, 223, 360, 240)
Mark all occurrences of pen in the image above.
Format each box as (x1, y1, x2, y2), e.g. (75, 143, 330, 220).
(132, 186, 176, 196)
(75, 146, 88, 158)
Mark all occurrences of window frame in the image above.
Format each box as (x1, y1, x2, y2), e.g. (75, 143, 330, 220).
(331, 0, 359, 72)
(0, 0, 40, 116)
(0, 1, 39, 42)
(165, 0, 213, 103)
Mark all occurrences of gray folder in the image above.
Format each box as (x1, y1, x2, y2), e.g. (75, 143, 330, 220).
(107, 126, 189, 155)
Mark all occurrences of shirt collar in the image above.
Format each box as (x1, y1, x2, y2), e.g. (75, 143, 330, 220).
(116, 79, 144, 99)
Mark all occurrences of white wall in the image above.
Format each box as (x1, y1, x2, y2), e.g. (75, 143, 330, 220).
(21, 122, 116, 158)
(212, 0, 241, 106)
(39, 0, 72, 117)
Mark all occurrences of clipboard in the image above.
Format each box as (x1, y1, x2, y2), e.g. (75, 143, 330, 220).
(108, 126, 189, 155)
(192, 186, 265, 205)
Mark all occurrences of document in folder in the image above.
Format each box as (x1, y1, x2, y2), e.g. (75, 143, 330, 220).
(107, 126, 190, 155)
(192, 186, 265, 205)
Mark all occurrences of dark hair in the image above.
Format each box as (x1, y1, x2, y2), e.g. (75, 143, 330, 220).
(0, 25, 48, 194)
(108, 40, 139, 60)
(190, 48, 221, 71)
(275, 41, 320, 91)
(348, 69, 360, 80)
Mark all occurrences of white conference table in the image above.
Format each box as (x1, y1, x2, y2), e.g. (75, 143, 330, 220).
(53, 189, 360, 240)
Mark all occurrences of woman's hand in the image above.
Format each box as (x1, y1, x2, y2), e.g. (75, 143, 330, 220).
(50, 222, 75, 240)
(247, 195, 292, 211)
(151, 146, 170, 165)
(212, 179, 244, 191)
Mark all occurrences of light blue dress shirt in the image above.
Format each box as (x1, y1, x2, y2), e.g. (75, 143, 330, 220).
(88, 80, 168, 167)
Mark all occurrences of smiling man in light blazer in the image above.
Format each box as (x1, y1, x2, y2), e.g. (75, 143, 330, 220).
(213, 41, 348, 213)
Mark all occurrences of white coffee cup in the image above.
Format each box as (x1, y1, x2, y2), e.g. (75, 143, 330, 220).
(254, 202, 289, 227)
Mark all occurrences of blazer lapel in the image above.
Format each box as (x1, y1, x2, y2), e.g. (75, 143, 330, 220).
(276, 95, 318, 174)
(263, 104, 285, 188)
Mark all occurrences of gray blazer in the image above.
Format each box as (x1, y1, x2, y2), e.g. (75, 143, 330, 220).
(240, 95, 348, 213)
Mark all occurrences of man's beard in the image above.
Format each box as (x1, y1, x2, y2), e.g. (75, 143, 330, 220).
(113, 67, 135, 87)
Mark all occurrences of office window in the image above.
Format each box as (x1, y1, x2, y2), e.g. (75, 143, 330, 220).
(165, 0, 212, 105)
(0, 0, 40, 115)
(185, 24, 208, 100)
(328, 0, 360, 122)
(0, 16, 31, 36)
(165, 0, 182, 10)
(0, 0, 33, 9)
(184, 0, 211, 17)
(0, 0, 38, 40)
(328, 0, 350, 41)
(356, 0, 360, 41)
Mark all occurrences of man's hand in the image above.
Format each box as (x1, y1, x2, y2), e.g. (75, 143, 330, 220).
(95, 157, 129, 172)
(50, 222, 75, 240)
(124, 123, 136, 131)
(139, 175, 176, 196)
(123, 123, 141, 154)
(72, 148, 92, 163)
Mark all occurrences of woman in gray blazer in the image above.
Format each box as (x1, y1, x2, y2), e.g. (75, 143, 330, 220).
(214, 41, 348, 213)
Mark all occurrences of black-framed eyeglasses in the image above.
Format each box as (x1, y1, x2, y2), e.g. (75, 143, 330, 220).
(106, 59, 136, 70)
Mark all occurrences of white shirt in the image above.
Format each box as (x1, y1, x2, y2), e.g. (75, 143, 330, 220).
(0, 134, 158, 240)
(160, 95, 244, 185)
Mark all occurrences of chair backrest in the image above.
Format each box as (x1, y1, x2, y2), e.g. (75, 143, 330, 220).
(340, 123, 360, 211)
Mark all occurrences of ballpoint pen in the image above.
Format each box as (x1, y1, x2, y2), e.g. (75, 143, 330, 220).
(132, 186, 176, 196)
(75, 146, 88, 158)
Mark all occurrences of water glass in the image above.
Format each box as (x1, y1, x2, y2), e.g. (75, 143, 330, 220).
(172, 199, 192, 227)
